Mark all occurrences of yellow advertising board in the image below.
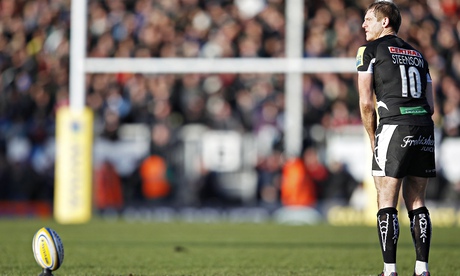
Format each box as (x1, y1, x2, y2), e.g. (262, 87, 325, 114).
(54, 107, 93, 224)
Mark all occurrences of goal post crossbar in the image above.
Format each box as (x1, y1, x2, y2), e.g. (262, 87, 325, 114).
(85, 57, 356, 74)
(58, 0, 365, 224)
(75, 0, 357, 159)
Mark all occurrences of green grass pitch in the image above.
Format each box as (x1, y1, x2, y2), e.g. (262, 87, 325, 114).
(1, 218, 459, 275)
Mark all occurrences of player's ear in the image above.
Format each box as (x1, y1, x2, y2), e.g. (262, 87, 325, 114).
(381, 17, 389, 28)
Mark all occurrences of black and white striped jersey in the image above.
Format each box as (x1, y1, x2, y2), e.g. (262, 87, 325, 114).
(356, 35, 433, 126)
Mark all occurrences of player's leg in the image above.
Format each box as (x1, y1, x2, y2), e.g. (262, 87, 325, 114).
(374, 175, 402, 276)
(403, 124, 435, 276)
(403, 175, 428, 210)
(403, 176, 432, 276)
(375, 175, 402, 209)
(372, 124, 405, 275)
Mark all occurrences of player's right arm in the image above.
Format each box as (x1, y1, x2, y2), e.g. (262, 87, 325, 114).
(358, 72, 377, 151)
(356, 45, 377, 151)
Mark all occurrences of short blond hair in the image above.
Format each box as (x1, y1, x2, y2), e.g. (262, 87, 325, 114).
(367, 1, 401, 33)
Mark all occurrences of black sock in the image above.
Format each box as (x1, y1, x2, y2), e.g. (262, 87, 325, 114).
(408, 206, 432, 262)
(377, 207, 399, 263)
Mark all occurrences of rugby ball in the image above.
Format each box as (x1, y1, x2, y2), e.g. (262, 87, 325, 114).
(32, 227, 64, 271)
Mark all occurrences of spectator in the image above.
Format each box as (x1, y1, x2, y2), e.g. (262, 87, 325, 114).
(280, 148, 319, 207)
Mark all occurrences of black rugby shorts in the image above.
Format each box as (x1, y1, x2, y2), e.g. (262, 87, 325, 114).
(372, 124, 436, 178)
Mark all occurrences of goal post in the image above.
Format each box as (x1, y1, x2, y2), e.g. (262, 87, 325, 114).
(54, 0, 93, 224)
(57, 0, 362, 223)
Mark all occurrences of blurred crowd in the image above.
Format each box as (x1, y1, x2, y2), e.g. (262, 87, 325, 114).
(0, 0, 459, 210)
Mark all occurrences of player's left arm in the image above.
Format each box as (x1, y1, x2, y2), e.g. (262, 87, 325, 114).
(425, 73, 434, 115)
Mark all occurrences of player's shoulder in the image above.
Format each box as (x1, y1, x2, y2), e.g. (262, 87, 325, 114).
(358, 40, 378, 53)
(367, 36, 421, 58)
(357, 37, 386, 56)
(355, 39, 380, 68)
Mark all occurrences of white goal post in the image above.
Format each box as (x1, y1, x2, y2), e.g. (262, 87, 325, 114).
(71, 0, 356, 158)
(84, 57, 355, 74)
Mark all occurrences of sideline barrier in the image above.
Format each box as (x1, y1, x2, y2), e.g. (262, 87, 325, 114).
(99, 205, 460, 227)
(327, 205, 460, 227)
(0, 201, 52, 217)
(2, 201, 458, 227)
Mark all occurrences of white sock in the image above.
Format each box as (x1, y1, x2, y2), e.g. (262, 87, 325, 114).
(384, 263, 397, 275)
(415, 260, 429, 274)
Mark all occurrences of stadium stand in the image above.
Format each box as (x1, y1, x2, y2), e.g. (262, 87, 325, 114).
(0, 0, 459, 212)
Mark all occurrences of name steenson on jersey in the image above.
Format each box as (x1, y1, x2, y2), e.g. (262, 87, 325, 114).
(389, 46, 424, 68)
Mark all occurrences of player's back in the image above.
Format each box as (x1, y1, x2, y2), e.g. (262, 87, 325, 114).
(357, 35, 433, 126)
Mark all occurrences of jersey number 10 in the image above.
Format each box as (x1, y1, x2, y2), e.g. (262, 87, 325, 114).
(399, 65, 422, 98)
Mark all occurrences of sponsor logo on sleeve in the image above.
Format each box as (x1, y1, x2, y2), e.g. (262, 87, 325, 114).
(356, 46, 366, 69)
